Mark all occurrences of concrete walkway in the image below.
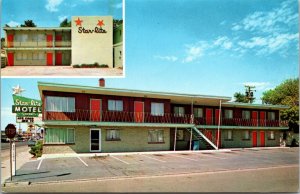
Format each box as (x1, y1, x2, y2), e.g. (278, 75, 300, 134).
(1, 66, 123, 77)
(40, 146, 289, 160)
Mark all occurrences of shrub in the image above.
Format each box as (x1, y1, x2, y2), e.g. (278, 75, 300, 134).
(29, 140, 43, 158)
(72, 64, 80, 68)
(99, 64, 109, 68)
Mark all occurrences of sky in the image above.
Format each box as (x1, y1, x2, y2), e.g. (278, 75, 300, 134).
(1, 0, 299, 131)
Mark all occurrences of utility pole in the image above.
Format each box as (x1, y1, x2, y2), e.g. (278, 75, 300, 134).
(244, 85, 256, 103)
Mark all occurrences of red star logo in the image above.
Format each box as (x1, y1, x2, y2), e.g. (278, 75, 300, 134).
(97, 20, 105, 27)
(75, 17, 83, 26)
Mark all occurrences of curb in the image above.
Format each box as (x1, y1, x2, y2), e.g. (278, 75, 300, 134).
(3, 181, 30, 188)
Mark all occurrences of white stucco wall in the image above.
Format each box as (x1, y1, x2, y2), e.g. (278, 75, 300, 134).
(71, 16, 113, 68)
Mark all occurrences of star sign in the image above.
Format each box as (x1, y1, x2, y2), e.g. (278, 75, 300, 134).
(97, 20, 105, 27)
(12, 85, 25, 95)
(75, 17, 83, 26)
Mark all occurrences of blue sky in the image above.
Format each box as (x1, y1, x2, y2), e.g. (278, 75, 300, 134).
(1, 0, 299, 131)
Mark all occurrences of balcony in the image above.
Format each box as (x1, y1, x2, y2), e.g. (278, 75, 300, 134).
(5, 41, 71, 48)
(44, 109, 288, 128)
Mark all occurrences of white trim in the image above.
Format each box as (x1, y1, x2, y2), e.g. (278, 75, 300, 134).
(134, 101, 144, 123)
(90, 128, 101, 152)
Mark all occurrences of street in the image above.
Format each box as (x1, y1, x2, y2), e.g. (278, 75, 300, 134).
(1, 147, 299, 192)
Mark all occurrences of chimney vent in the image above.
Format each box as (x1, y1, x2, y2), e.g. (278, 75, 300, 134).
(99, 78, 105, 87)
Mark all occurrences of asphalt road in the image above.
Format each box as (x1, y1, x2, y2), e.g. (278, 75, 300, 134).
(2, 165, 298, 192)
(1, 147, 299, 192)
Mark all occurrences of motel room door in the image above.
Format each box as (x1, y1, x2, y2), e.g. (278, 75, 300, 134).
(260, 131, 265, 147)
(90, 99, 101, 122)
(90, 129, 101, 152)
(134, 101, 144, 123)
(252, 131, 257, 147)
(46, 53, 53, 66)
(55, 52, 62, 66)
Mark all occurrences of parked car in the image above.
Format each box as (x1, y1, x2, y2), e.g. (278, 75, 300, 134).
(27, 139, 36, 147)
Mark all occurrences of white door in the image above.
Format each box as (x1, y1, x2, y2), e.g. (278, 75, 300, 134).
(90, 128, 101, 152)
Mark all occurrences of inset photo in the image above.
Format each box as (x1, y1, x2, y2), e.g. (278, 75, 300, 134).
(1, 0, 124, 77)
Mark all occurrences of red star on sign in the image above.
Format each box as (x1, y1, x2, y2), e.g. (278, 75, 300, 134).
(97, 20, 105, 27)
(75, 17, 83, 26)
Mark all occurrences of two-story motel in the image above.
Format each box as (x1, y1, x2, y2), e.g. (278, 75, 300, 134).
(3, 16, 123, 68)
(38, 80, 289, 154)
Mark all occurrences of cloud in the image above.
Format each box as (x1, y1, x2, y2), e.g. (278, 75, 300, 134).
(242, 82, 271, 91)
(45, 0, 63, 12)
(154, 55, 178, 62)
(213, 36, 233, 50)
(82, 0, 94, 2)
(113, 2, 122, 9)
(183, 44, 206, 63)
(232, 0, 297, 34)
(58, 15, 68, 22)
(220, 20, 226, 25)
(7, 20, 20, 27)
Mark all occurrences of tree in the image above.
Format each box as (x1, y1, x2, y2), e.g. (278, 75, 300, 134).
(234, 92, 249, 103)
(261, 78, 299, 133)
(20, 20, 37, 27)
(60, 18, 71, 27)
(113, 19, 123, 28)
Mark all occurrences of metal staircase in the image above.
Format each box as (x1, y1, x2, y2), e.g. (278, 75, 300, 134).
(187, 126, 218, 150)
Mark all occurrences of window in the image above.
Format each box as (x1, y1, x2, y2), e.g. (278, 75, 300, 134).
(225, 110, 233, 119)
(268, 131, 275, 140)
(38, 52, 44, 60)
(45, 128, 75, 144)
(176, 129, 184, 140)
(193, 108, 203, 118)
(108, 100, 123, 111)
(243, 130, 250, 140)
(268, 112, 275, 120)
(151, 102, 164, 116)
(46, 96, 75, 112)
(33, 53, 38, 60)
(174, 106, 185, 116)
(16, 52, 22, 60)
(148, 129, 164, 143)
(227, 130, 233, 140)
(106, 129, 120, 141)
(242, 110, 250, 120)
(22, 53, 27, 60)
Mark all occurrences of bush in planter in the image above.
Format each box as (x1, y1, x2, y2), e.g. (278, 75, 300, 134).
(99, 64, 109, 68)
(72, 64, 80, 68)
(93, 62, 99, 67)
(29, 140, 43, 158)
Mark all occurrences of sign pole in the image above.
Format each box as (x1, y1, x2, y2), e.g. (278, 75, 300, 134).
(10, 139, 12, 181)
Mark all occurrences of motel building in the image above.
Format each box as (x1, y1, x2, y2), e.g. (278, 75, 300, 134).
(3, 16, 123, 68)
(38, 79, 289, 154)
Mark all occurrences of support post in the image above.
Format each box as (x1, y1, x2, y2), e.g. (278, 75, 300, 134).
(217, 100, 222, 149)
(189, 128, 192, 151)
(174, 127, 177, 151)
(10, 140, 12, 181)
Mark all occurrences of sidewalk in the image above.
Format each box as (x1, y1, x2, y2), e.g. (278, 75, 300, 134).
(40, 146, 290, 160)
(1, 66, 123, 77)
(1, 147, 35, 184)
